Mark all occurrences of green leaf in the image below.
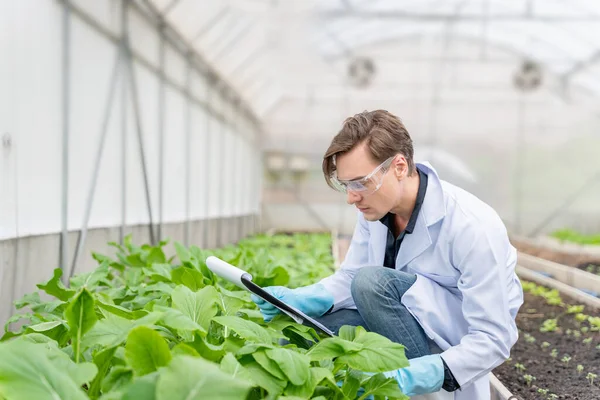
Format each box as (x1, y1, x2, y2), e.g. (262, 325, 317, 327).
(265, 348, 310, 386)
(174, 242, 191, 263)
(284, 367, 334, 398)
(64, 288, 98, 362)
(171, 285, 219, 331)
(147, 247, 167, 264)
(37, 268, 75, 301)
(339, 328, 408, 372)
(83, 313, 162, 350)
(156, 306, 202, 332)
(307, 337, 364, 361)
(171, 343, 200, 357)
(244, 361, 287, 395)
(171, 267, 205, 291)
(97, 299, 147, 320)
(156, 355, 252, 400)
(26, 320, 69, 345)
(0, 340, 90, 400)
(341, 368, 362, 399)
(360, 373, 408, 399)
(187, 333, 226, 362)
(70, 261, 109, 289)
(125, 326, 172, 376)
(253, 351, 286, 380)
(339, 325, 357, 341)
(213, 316, 272, 344)
(121, 372, 158, 400)
(126, 253, 147, 267)
(147, 263, 173, 282)
(102, 365, 133, 393)
(14, 292, 42, 309)
(88, 346, 118, 399)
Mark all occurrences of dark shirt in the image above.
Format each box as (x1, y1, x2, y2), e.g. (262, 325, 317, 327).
(378, 167, 428, 269)
(379, 167, 460, 392)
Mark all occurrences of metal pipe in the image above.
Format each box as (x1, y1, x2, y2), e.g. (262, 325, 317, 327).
(184, 54, 192, 246)
(60, 0, 71, 283)
(120, 0, 128, 245)
(124, 11, 156, 246)
(203, 82, 212, 249)
(158, 22, 166, 242)
(70, 53, 122, 277)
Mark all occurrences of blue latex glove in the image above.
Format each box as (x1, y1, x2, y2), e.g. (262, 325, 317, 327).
(251, 283, 334, 321)
(383, 354, 445, 396)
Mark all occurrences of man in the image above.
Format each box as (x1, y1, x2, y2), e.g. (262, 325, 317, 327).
(252, 110, 523, 399)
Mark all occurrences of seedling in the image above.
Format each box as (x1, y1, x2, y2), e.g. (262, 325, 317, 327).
(541, 341, 551, 349)
(587, 372, 597, 385)
(550, 349, 558, 358)
(583, 337, 593, 346)
(523, 374, 535, 387)
(537, 388, 548, 397)
(596, 344, 600, 350)
(567, 305, 585, 314)
(524, 333, 536, 343)
(589, 316, 600, 331)
(575, 313, 589, 323)
(581, 327, 589, 334)
(577, 364, 584, 374)
(566, 329, 572, 336)
(561, 355, 571, 366)
(548, 395, 558, 400)
(514, 363, 526, 372)
(573, 330, 582, 339)
(540, 318, 558, 332)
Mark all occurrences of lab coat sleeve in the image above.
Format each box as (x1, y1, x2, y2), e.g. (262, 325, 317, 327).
(440, 222, 519, 389)
(319, 212, 370, 311)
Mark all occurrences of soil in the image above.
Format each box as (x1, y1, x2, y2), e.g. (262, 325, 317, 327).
(493, 290, 600, 399)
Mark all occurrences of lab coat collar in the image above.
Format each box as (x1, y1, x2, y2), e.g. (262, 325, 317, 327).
(393, 162, 446, 267)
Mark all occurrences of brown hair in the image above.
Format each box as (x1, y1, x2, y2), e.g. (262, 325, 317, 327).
(322, 110, 415, 189)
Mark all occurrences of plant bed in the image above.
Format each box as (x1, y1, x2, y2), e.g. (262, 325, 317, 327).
(0, 234, 411, 400)
(493, 281, 600, 399)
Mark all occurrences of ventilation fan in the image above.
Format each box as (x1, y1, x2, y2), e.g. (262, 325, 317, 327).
(513, 60, 543, 92)
(347, 56, 376, 88)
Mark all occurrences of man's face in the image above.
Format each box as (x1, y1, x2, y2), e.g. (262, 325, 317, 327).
(335, 143, 407, 221)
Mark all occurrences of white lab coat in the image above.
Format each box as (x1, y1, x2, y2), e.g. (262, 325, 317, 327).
(319, 162, 523, 400)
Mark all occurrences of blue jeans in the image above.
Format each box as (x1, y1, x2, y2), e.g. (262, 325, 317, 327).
(315, 267, 432, 360)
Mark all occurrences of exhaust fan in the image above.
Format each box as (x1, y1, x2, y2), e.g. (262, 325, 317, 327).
(513, 60, 542, 92)
(347, 56, 376, 88)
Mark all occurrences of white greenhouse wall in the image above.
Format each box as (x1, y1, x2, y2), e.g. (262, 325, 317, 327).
(0, 0, 262, 326)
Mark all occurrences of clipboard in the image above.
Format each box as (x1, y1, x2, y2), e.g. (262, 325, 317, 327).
(205, 256, 335, 337)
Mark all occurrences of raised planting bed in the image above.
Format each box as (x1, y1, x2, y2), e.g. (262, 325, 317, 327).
(493, 280, 600, 399)
(512, 237, 600, 276)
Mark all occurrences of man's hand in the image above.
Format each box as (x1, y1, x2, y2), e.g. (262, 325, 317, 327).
(251, 283, 334, 321)
(384, 354, 445, 396)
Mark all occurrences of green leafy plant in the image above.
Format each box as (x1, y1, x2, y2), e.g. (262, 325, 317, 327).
(540, 319, 558, 333)
(524, 333, 536, 343)
(577, 364, 584, 374)
(587, 372, 597, 386)
(0, 234, 410, 400)
(523, 374, 536, 387)
(583, 337, 593, 346)
(561, 355, 572, 366)
(581, 327, 589, 334)
(541, 341, 551, 349)
(537, 388, 549, 397)
(548, 394, 558, 400)
(550, 349, 559, 358)
(514, 363, 526, 372)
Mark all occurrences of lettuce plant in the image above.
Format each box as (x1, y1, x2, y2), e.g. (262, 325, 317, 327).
(0, 234, 409, 400)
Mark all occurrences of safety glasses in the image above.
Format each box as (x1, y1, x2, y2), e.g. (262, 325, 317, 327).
(331, 156, 395, 197)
